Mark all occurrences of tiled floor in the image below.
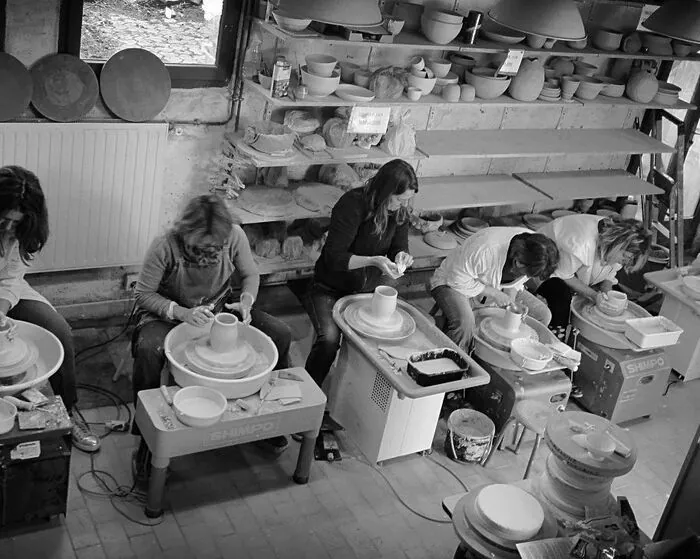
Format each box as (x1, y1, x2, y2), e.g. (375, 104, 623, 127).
(1, 305, 699, 558)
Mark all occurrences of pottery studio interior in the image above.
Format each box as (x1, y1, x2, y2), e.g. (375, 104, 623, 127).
(5, 0, 700, 558)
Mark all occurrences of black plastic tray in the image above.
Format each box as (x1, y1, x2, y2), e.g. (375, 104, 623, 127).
(407, 348, 470, 387)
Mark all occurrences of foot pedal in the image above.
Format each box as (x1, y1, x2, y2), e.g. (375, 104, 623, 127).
(321, 412, 344, 432)
(314, 431, 342, 462)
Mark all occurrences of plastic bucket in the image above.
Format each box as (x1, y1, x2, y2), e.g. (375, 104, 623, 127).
(444, 408, 495, 463)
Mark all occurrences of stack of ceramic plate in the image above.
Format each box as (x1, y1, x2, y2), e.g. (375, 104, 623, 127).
(449, 217, 489, 241)
(343, 300, 416, 342)
(522, 213, 553, 230)
(539, 83, 562, 102)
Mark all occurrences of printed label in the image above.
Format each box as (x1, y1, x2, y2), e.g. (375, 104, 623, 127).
(10, 441, 41, 461)
(624, 354, 666, 375)
(497, 49, 525, 76)
(203, 418, 281, 449)
(347, 106, 391, 135)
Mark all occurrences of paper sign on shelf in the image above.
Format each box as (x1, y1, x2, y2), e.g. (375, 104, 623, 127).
(497, 49, 525, 77)
(636, 4, 660, 31)
(347, 106, 391, 135)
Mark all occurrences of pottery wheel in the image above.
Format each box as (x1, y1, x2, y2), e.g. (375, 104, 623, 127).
(343, 302, 416, 342)
(0, 338, 39, 384)
(583, 304, 639, 333)
(479, 317, 538, 352)
(184, 339, 257, 379)
(236, 188, 296, 218)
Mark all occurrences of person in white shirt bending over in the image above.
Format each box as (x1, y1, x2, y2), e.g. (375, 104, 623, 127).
(429, 227, 559, 351)
(536, 214, 652, 330)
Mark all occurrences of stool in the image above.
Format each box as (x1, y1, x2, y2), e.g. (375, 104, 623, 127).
(482, 400, 556, 479)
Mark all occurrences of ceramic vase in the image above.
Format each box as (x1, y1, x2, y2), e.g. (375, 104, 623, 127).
(500, 302, 528, 332)
(509, 58, 545, 102)
(626, 69, 659, 103)
(209, 312, 239, 353)
(371, 286, 398, 322)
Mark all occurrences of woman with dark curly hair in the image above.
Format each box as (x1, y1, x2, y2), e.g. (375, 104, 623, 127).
(537, 214, 652, 329)
(430, 227, 560, 351)
(302, 159, 418, 388)
(0, 165, 99, 452)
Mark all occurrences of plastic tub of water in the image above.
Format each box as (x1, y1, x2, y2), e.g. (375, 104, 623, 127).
(172, 386, 227, 428)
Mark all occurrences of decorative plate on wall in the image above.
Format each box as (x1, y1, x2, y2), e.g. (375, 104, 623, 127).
(30, 54, 99, 122)
(0, 53, 33, 122)
(100, 48, 171, 122)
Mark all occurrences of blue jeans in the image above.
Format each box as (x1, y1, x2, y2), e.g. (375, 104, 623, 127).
(8, 299, 77, 409)
(303, 283, 342, 387)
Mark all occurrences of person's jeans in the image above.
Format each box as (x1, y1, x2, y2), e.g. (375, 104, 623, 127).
(8, 299, 77, 409)
(537, 278, 573, 329)
(303, 283, 343, 388)
(430, 285, 475, 351)
(131, 308, 292, 434)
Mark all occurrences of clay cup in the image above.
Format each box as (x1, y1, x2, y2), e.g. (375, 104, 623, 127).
(371, 286, 398, 322)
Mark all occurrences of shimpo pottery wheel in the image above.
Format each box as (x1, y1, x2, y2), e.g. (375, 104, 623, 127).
(165, 321, 278, 399)
(570, 295, 651, 350)
(0, 321, 64, 397)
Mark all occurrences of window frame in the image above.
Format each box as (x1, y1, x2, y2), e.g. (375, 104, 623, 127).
(0, 0, 6, 50)
(59, 0, 239, 88)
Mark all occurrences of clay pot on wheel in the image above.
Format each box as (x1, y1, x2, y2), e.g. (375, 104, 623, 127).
(626, 69, 659, 103)
(209, 313, 239, 353)
(509, 58, 545, 102)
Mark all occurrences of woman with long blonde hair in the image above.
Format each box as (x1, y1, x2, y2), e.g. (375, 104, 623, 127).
(301, 159, 418, 388)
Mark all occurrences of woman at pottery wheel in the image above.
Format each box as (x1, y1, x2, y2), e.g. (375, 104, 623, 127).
(430, 227, 559, 350)
(536, 214, 651, 330)
(301, 159, 417, 388)
(131, 194, 292, 475)
(0, 166, 100, 452)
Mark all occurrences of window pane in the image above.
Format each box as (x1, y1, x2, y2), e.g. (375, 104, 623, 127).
(80, 0, 224, 65)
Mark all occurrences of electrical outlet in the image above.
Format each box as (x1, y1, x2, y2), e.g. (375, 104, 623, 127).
(124, 273, 139, 291)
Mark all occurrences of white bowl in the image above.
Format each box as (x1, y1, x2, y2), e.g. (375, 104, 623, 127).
(306, 54, 339, 77)
(0, 399, 17, 435)
(510, 338, 553, 371)
(426, 58, 452, 79)
(407, 73, 437, 96)
(301, 65, 341, 97)
(272, 11, 312, 32)
(172, 386, 227, 428)
(464, 68, 511, 100)
(421, 15, 462, 45)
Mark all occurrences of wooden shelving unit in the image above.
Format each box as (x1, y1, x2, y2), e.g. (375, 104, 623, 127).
(415, 128, 675, 159)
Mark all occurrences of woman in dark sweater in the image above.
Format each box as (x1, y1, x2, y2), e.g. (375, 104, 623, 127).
(304, 159, 418, 387)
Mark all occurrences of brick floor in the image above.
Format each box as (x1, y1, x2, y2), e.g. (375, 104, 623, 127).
(1, 310, 699, 558)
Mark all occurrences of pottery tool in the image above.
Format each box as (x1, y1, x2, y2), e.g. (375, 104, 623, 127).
(278, 370, 303, 382)
(160, 385, 174, 406)
(234, 398, 252, 411)
(18, 410, 47, 430)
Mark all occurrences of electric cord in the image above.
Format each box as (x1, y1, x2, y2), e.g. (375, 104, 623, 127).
(75, 302, 137, 362)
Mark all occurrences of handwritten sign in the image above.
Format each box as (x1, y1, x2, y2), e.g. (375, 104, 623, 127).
(637, 4, 660, 31)
(347, 106, 391, 134)
(497, 49, 525, 77)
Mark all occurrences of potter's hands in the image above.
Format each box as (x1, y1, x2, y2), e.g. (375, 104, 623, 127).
(394, 251, 414, 275)
(182, 305, 215, 327)
(595, 291, 610, 308)
(0, 313, 16, 341)
(372, 256, 403, 279)
(482, 286, 512, 308)
(224, 292, 254, 325)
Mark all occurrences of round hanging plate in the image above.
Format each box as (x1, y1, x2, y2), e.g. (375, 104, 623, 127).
(30, 54, 99, 122)
(0, 53, 33, 121)
(100, 48, 171, 122)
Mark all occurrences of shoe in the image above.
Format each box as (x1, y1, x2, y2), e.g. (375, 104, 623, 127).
(71, 415, 101, 453)
(571, 385, 584, 399)
(257, 435, 289, 455)
(291, 433, 304, 442)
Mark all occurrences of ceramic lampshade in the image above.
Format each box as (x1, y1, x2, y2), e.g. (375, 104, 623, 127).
(643, 0, 700, 45)
(276, 0, 383, 27)
(487, 0, 586, 41)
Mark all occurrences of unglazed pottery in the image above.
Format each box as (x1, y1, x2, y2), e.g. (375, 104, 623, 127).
(209, 313, 239, 353)
(509, 58, 545, 102)
(626, 70, 659, 103)
(371, 286, 398, 322)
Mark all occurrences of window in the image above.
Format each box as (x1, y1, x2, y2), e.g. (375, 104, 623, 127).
(59, 0, 241, 88)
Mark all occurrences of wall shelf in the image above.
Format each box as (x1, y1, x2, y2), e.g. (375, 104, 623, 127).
(256, 19, 700, 63)
(576, 96, 696, 110)
(415, 128, 674, 159)
(514, 169, 664, 201)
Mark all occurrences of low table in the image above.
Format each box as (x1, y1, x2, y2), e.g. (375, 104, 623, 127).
(134, 367, 326, 518)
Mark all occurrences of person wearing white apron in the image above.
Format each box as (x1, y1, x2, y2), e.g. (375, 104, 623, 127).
(430, 227, 560, 351)
(537, 214, 652, 330)
(0, 166, 100, 452)
(130, 194, 293, 483)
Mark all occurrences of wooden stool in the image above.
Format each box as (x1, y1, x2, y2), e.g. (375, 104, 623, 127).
(482, 400, 556, 480)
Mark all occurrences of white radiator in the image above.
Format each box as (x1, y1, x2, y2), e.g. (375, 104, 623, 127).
(0, 122, 168, 272)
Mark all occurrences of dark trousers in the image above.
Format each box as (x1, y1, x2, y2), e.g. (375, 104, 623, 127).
(8, 299, 77, 410)
(302, 283, 343, 388)
(131, 308, 292, 433)
(537, 278, 573, 329)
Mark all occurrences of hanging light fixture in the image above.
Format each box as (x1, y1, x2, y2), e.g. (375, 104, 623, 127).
(487, 0, 586, 41)
(276, 0, 383, 28)
(642, 0, 700, 45)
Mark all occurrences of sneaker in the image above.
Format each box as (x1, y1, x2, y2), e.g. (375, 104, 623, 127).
(571, 385, 584, 399)
(71, 414, 100, 453)
(291, 433, 304, 442)
(257, 435, 289, 455)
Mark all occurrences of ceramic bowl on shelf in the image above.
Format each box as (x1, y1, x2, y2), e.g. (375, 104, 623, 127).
(427, 58, 452, 79)
(672, 40, 697, 57)
(433, 71, 460, 95)
(272, 11, 312, 32)
(421, 14, 462, 45)
(407, 72, 437, 96)
(0, 399, 17, 435)
(301, 65, 341, 97)
(306, 54, 339, 77)
(568, 38, 588, 50)
(510, 338, 553, 371)
(597, 76, 625, 98)
(172, 386, 227, 428)
(481, 21, 526, 45)
(573, 61, 598, 76)
(573, 75, 604, 100)
(258, 72, 273, 90)
(654, 90, 679, 106)
(334, 84, 375, 102)
(464, 68, 511, 100)
(405, 86, 422, 101)
(450, 53, 476, 79)
(339, 62, 360, 83)
(593, 28, 623, 51)
(425, 9, 463, 25)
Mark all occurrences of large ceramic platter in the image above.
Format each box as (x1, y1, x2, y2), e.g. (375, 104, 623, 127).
(184, 338, 257, 379)
(452, 486, 557, 557)
(343, 301, 416, 342)
(334, 84, 376, 102)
